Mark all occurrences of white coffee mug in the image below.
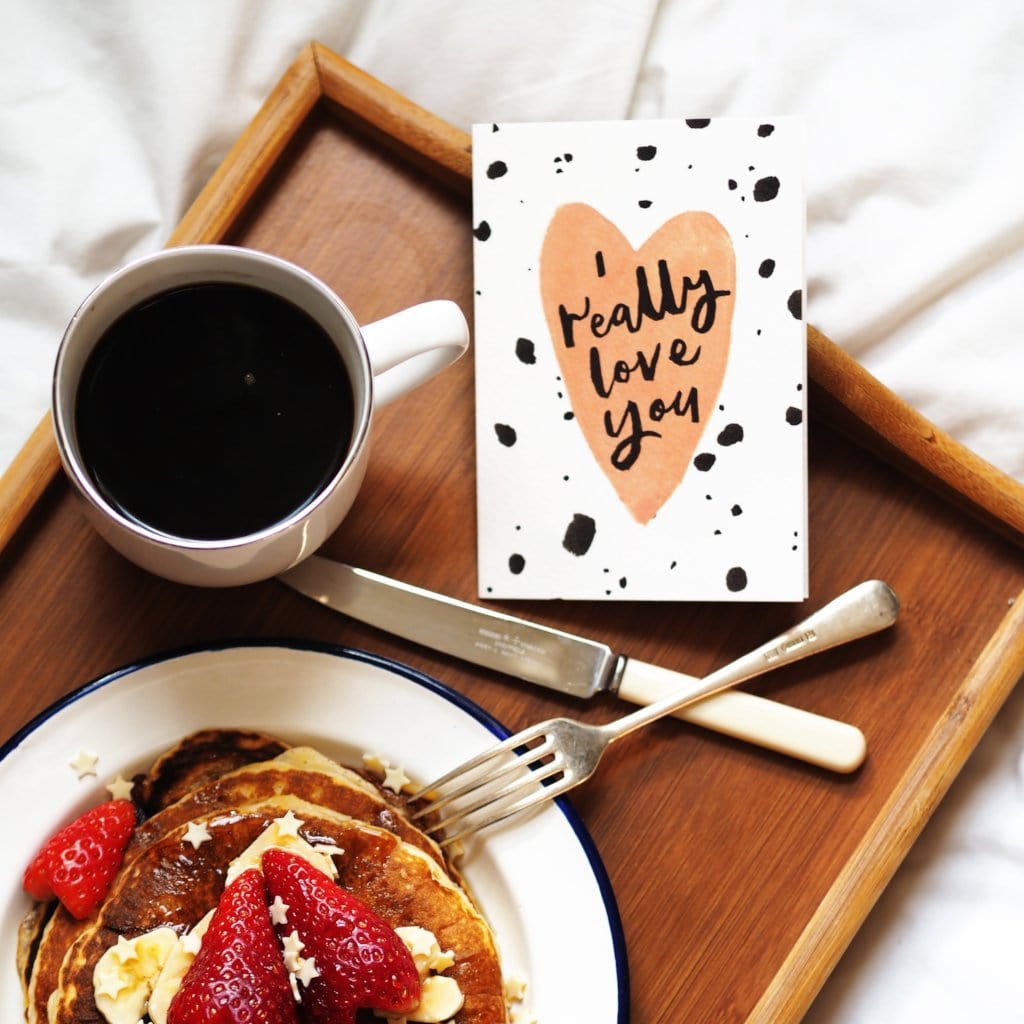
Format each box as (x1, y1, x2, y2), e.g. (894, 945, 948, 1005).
(52, 244, 468, 586)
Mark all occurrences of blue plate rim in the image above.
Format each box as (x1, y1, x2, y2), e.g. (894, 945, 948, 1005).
(1, 637, 630, 1023)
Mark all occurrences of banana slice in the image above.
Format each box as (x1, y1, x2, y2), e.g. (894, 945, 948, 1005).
(148, 910, 213, 1024)
(391, 926, 464, 1023)
(225, 814, 339, 884)
(92, 927, 178, 1024)
(408, 975, 465, 1022)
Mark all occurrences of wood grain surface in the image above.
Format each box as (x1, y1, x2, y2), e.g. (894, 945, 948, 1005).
(1, 45, 1022, 1024)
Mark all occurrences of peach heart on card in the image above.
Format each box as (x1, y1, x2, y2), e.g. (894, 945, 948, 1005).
(540, 204, 736, 524)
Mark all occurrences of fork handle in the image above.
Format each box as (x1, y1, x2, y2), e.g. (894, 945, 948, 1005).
(617, 661, 866, 772)
(603, 579, 899, 745)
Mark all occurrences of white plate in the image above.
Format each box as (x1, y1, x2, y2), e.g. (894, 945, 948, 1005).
(0, 641, 627, 1022)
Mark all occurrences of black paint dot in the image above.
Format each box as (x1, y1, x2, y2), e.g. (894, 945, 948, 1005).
(563, 411, 574, 420)
(694, 452, 716, 471)
(753, 176, 780, 202)
(492, 124, 499, 132)
(486, 160, 508, 179)
(714, 529, 722, 536)
(758, 259, 776, 278)
(717, 423, 744, 446)
(637, 145, 657, 161)
(515, 337, 536, 364)
(728, 179, 738, 190)
(786, 406, 804, 426)
(758, 123, 775, 137)
(670, 560, 677, 569)
(564, 153, 573, 162)
(562, 514, 596, 556)
(731, 504, 743, 516)
(686, 119, 710, 128)
(638, 199, 652, 209)
(473, 220, 491, 241)
(726, 567, 748, 592)
(509, 554, 525, 575)
(619, 577, 627, 589)
(494, 423, 517, 447)
(788, 289, 803, 320)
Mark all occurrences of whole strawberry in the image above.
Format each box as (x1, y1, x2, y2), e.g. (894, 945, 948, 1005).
(261, 848, 421, 1022)
(168, 867, 299, 1024)
(22, 799, 136, 919)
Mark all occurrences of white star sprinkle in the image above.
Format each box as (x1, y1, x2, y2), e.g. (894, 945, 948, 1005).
(289, 971, 301, 1002)
(294, 955, 320, 987)
(111, 934, 138, 964)
(400, 925, 438, 961)
(274, 810, 303, 838)
(269, 894, 290, 926)
(105, 773, 135, 801)
(383, 764, 411, 793)
(312, 842, 345, 860)
(69, 750, 99, 779)
(504, 975, 528, 1002)
(183, 822, 213, 850)
(93, 971, 128, 1000)
(283, 932, 305, 973)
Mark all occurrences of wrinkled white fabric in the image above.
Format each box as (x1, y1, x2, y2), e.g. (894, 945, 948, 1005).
(0, 2, 1021, 1020)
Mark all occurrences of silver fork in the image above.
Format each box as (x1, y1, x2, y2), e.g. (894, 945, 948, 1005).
(411, 580, 898, 845)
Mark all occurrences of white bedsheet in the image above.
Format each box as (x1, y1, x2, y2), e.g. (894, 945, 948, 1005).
(1, 2, 1021, 1020)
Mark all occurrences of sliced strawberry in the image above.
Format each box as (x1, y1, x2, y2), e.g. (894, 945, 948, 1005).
(22, 799, 136, 919)
(168, 867, 299, 1024)
(261, 848, 421, 1022)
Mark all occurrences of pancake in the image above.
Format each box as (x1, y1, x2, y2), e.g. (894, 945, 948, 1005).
(49, 798, 505, 1024)
(129, 745, 445, 867)
(22, 731, 507, 1024)
(133, 728, 291, 815)
(23, 729, 297, 1024)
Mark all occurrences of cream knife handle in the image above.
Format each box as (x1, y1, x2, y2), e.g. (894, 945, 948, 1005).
(617, 659, 866, 773)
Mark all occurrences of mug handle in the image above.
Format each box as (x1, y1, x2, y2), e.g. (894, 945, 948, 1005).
(360, 300, 470, 407)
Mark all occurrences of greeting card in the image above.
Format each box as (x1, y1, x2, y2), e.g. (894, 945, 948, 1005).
(472, 118, 806, 601)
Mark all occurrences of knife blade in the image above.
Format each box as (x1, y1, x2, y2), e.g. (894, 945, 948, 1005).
(278, 554, 877, 773)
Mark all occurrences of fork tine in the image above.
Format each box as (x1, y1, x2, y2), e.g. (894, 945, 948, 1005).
(432, 757, 576, 846)
(426, 748, 568, 836)
(408, 720, 553, 805)
(412, 733, 558, 820)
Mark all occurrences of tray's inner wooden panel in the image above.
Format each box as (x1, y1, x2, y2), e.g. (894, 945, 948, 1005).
(1, 100, 1022, 1023)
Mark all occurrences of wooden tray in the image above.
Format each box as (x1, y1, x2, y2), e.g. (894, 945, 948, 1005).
(2, 42, 1023, 1023)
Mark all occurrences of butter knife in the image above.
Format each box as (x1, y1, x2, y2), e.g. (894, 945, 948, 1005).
(279, 556, 895, 772)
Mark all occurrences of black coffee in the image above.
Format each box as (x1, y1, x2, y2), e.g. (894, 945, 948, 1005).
(75, 282, 355, 540)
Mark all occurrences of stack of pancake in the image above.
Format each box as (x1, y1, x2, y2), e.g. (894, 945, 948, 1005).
(17, 729, 508, 1024)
